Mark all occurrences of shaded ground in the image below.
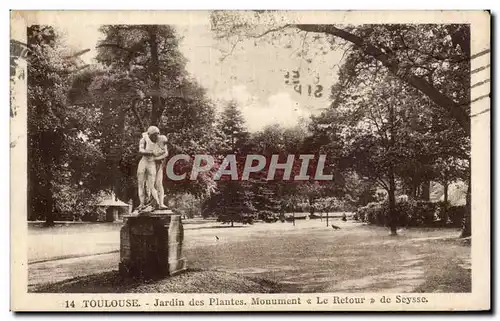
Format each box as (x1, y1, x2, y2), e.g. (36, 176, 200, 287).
(29, 219, 470, 293)
(186, 224, 470, 293)
(33, 269, 283, 293)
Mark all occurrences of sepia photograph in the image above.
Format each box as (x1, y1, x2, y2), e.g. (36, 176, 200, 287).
(10, 10, 490, 311)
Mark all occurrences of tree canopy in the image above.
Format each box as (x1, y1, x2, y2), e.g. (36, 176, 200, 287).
(25, 19, 472, 237)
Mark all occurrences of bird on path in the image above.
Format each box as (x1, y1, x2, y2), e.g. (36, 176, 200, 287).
(215, 236, 219, 240)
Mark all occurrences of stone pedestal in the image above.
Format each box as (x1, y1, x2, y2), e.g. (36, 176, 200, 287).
(119, 210, 187, 278)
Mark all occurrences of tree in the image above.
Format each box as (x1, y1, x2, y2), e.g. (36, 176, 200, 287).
(315, 196, 343, 225)
(171, 193, 202, 219)
(203, 180, 256, 226)
(343, 172, 378, 209)
(330, 71, 427, 234)
(210, 14, 472, 236)
(252, 177, 281, 222)
(246, 122, 345, 221)
(202, 100, 254, 226)
(211, 13, 471, 134)
(335, 67, 469, 234)
(27, 26, 90, 225)
(217, 99, 250, 153)
(69, 25, 219, 205)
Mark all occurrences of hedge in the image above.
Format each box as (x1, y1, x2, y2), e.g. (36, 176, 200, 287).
(354, 199, 466, 228)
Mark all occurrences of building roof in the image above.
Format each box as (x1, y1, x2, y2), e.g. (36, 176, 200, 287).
(96, 192, 129, 207)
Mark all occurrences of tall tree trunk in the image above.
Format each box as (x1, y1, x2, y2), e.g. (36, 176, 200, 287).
(130, 99, 145, 132)
(309, 196, 315, 217)
(27, 174, 37, 221)
(459, 24, 471, 238)
(388, 168, 397, 236)
(42, 168, 55, 226)
(112, 105, 126, 199)
(421, 180, 431, 201)
(443, 182, 449, 204)
(461, 176, 471, 238)
(442, 181, 449, 225)
(410, 180, 417, 199)
(41, 131, 56, 227)
(102, 101, 115, 193)
(148, 26, 163, 126)
(28, 122, 58, 225)
(27, 134, 39, 221)
(386, 101, 398, 235)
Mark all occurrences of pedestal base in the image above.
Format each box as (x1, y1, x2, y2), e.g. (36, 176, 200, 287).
(119, 210, 187, 278)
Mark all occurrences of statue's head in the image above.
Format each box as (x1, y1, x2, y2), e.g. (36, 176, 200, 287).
(147, 126, 160, 142)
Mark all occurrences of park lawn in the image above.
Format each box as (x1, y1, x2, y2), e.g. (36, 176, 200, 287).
(185, 224, 470, 293)
(31, 221, 470, 293)
(27, 218, 219, 263)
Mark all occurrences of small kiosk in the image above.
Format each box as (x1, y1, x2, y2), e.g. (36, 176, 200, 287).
(97, 193, 131, 222)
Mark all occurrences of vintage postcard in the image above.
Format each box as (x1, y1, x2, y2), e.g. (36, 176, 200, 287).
(10, 10, 490, 312)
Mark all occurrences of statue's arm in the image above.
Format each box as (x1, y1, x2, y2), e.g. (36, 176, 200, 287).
(154, 152, 168, 161)
(154, 136, 169, 161)
(138, 138, 153, 156)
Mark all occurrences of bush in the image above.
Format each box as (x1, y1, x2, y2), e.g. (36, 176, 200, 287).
(355, 201, 389, 226)
(355, 198, 441, 227)
(241, 215, 255, 225)
(356, 206, 367, 222)
(448, 206, 466, 227)
(81, 211, 100, 222)
(435, 201, 450, 225)
(364, 202, 386, 225)
(434, 202, 465, 227)
(364, 208, 374, 223)
(216, 212, 256, 225)
(394, 200, 413, 227)
(258, 211, 279, 223)
(407, 201, 437, 227)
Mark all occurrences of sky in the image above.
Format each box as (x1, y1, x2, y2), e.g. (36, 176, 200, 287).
(56, 15, 345, 132)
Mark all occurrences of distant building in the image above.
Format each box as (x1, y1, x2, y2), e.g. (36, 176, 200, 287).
(96, 192, 131, 222)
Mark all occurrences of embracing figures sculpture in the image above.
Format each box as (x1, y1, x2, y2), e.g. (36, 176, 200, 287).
(136, 125, 168, 212)
(119, 125, 186, 277)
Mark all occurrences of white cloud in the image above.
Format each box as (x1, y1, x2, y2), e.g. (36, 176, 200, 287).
(217, 85, 311, 132)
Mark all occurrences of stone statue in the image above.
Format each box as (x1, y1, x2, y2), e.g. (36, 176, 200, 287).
(136, 126, 168, 211)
